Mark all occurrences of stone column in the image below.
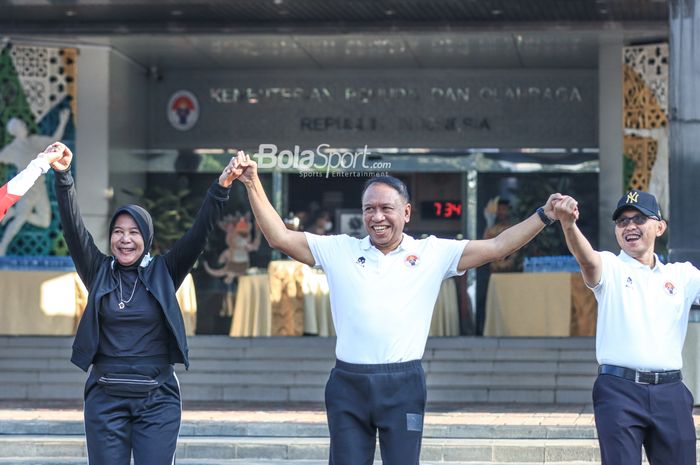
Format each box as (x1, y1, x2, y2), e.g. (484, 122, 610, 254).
(598, 34, 624, 252)
(668, 0, 700, 264)
(76, 47, 111, 251)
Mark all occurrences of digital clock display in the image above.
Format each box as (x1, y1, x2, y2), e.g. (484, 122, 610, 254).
(421, 201, 462, 220)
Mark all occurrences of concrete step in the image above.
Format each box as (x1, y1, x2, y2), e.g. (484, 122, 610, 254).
(0, 420, 599, 439)
(0, 436, 609, 462)
(1, 436, 692, 463)
(0, 336, 598, 403)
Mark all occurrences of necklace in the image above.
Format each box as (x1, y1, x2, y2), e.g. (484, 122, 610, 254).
(117, 271, 138, 310)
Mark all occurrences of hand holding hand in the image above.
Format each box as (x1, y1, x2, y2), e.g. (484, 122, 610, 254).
(233, 150, 258, 187)
(542, 193, 564, 223)
(218, 155, 240, 188)
(552, 195, 580, 226)
(41, 142, 72, 171)
(37, 147, 62, 165)
(218, 150, 258, 187)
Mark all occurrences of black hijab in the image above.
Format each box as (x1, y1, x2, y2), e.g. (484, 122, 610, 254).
(108, 204, 154, 270)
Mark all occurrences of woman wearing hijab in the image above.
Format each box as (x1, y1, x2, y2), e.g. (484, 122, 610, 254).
(48, 142, 237, 465)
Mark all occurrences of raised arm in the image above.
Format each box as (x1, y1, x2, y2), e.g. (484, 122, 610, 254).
(49, 142, 106, 286)
(0, 148, 62, 221)
(457, 194, 564, 272)
(553, 196, 602, 287)
(233, 151, 315, 266)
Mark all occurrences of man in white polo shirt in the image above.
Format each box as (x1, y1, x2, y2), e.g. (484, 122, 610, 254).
(554, 190, 700, 465)
(230, 150, 566, 465)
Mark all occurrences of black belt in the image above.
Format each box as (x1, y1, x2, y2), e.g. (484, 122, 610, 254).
(598, 364, 682, 385)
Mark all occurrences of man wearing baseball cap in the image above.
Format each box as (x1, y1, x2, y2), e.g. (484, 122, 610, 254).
(554, 189, 700, 465)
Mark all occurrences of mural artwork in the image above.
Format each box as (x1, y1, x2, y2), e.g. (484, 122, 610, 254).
(0, 44, 76, 256)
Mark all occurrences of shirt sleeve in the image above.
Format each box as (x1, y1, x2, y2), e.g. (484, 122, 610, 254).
(304, 232, 348, 270)
(0, 157, 49, 221)
(589, 251, 613, 293)
(6, 157, 48, 197)
(0, 184, 20, 221)
(433, 237, 469, 279)
(681, 262, 700, 303)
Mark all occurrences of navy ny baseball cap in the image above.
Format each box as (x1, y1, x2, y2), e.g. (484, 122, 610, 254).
(612, 190, 663, 221)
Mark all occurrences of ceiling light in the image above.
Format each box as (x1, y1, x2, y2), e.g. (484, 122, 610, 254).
(65, 10, 76, 17)
(170, 10, 183, 16)
(491, 9, 503, 15)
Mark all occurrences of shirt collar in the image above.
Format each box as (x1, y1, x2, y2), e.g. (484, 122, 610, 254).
(360, 233, 416, 253)
(618, 250, 661, 271)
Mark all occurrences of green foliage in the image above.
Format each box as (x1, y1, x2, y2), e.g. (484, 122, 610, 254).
(0, 46, 39, 146)
(0, 162, 15, 184)
(123, 183, 197, 255)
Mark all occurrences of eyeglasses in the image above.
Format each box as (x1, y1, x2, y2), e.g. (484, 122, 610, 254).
(614, 214, 658, 228)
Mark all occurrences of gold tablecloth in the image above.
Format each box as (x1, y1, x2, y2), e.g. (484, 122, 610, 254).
(230, 261, 335, 337)
(483, 272, 597, 337)
(229, 273, 272, 337)
(0, 270, 84, 335)
(0, 270, 197, 336)
(230, 260, 460, 337)
(430, 277, 460, 337)
(176, 273, 198, 336)
(268, 260, 306, 336)
(301, 267, 334, 337)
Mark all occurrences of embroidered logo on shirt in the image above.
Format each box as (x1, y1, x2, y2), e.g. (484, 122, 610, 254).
(664, 281, 677, 296)
(404, 254, 420, 267)
(356, 256, 366, 267)
(625, 276, 633, 288)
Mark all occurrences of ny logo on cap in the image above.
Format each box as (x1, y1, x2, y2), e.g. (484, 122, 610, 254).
(626, 192, 639, 204)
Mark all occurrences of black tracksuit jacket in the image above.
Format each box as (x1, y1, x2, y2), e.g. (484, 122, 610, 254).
(55, 169, 229, 371)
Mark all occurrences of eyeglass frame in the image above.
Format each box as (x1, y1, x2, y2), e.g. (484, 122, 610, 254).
(614, 213, 660, 228)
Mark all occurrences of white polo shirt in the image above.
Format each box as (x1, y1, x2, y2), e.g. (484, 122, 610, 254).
(305, 232, 468, 364)
(592, 250, 700, 371)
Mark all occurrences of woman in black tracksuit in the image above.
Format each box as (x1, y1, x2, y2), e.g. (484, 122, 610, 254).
(49, 142, 236, 464)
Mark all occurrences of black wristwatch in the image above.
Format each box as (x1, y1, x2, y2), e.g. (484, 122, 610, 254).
(536, 207, 554, 226)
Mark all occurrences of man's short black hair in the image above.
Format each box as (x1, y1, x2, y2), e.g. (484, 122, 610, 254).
(362, 176, 410, 204)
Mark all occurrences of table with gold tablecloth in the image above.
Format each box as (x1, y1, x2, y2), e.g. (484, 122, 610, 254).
(0, 270, 85, 335)
(483, 272, 597, 337)
(229, 273, 272, 337)
(0, 269, 198, 336)
(230, 260, 460, 337)
(229, 262, 335, 337)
